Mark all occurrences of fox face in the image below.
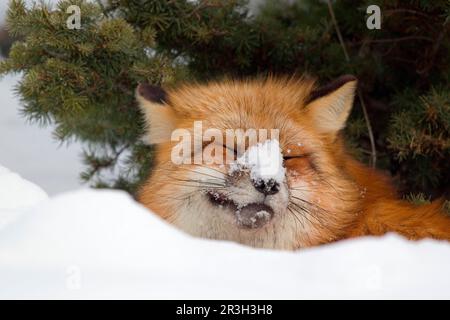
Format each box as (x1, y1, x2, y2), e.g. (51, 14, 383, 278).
(137, 76, 363, 249)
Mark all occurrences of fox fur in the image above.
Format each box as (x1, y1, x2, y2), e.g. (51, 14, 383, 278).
(136, 76, 450, 250)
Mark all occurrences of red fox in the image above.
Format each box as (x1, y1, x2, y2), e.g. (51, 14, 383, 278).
(136, 75, 450, 250)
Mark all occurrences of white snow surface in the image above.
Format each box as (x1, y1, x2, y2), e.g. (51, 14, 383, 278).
(0, 165, 48, 230)
(1, 164, 450, 299)
(0, 165, 48, 209)
(230, 139, 285, 183)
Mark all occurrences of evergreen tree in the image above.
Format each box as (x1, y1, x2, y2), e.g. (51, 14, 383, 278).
(1, 0, 449, 199)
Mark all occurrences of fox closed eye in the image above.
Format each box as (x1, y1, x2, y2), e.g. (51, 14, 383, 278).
(283, 154, 309, 160)
(283, 144, 310, 160)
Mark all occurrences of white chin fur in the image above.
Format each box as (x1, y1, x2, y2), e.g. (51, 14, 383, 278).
(170, 169, 312, 249)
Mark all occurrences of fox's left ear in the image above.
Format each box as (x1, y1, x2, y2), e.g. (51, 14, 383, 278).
(136, 83, 176, 144)
(305, 75, 357, 135)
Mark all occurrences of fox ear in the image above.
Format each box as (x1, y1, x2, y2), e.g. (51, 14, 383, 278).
(136, 83, 176, 144)
(305, 75, 357, 134)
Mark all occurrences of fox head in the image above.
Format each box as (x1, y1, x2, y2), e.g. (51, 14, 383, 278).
(136, 76, 362, 250)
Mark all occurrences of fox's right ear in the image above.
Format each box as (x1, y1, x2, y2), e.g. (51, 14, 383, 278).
(304, 75, 357, 135)
(136, 83, 176, 144)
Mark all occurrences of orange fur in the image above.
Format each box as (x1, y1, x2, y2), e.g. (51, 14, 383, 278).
(344, 156, 450, 240)
(137, 76, 450, 249)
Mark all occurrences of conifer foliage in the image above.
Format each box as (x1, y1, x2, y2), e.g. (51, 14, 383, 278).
(1, 0, 449, 197)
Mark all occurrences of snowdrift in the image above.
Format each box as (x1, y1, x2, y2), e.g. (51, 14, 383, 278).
(0, 164, 449, 299)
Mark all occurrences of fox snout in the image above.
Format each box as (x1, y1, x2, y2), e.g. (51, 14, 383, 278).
(204, 166, 289, 229)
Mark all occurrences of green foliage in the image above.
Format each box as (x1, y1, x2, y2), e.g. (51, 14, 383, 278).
(405, 192, 431, 205)
(388, 88, 450, 193)
(0, 0, 449, 197)
(1, 0, 177, 194)
(405, 193, 450, 216)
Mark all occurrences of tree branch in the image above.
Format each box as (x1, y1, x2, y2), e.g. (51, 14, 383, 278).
(326, 0, 377, 167)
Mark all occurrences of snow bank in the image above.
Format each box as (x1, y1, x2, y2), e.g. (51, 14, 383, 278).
(0, 165, 48, 209)
(0, 165, 450, 299)
(0, 165, 47, 230)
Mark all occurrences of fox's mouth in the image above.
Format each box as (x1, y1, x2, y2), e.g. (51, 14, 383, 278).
(206, 190, 274, 229)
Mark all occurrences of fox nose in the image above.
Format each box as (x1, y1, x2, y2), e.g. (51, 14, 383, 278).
(253, 179, 280, 195)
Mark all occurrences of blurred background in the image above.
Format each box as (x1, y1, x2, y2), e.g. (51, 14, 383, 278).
(0, 0, 264, 195)
(0, 0, 265, 195)
(0, 0, 84, 195)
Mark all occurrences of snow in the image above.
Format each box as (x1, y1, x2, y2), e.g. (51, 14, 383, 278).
(0, 165, 47, 210)
(1, 164, 450, 299)
(0, 165, 48, 230)
(236, 209, 272, 229)
(230, 139, 285, 184)
(0, 1, 8, 22)
(256, 210, 271, 219)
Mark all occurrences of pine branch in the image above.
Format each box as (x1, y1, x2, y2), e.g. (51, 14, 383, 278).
(326, 0, 377, 167)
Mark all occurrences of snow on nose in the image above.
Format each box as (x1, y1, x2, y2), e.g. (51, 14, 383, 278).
(229, 139, 285, 184)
